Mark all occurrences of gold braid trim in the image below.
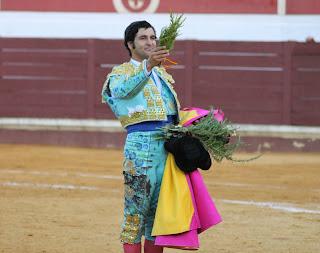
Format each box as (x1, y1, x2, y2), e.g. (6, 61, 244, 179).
(101, 62, 144, 103)
(155, 66, 175, 84)
(119, 110, 167, 127)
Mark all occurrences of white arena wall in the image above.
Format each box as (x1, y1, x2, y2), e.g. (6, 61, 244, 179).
(0, 12, 319, 42)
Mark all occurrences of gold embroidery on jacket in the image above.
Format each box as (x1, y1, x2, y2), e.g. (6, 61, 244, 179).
(101, 62, 144, 102)
(147, 99, 154, 107)
(119, 110, 166, 127)
(102, 62, 181, 125)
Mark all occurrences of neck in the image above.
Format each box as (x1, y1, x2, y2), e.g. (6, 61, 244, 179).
(132, 55, 145, 62)
(131, 57, 141, 62)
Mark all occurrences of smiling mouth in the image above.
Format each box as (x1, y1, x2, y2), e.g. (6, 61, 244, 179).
(145, 46, 155, 52)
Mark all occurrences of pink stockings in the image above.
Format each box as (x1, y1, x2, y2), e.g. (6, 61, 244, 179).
(144, 239, 163, 253)
(123, 240, 163, 253)
(123, 242, 141, 253)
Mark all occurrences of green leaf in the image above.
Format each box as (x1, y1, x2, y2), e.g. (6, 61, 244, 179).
(159, 13, 186, 51)
(160, 109, 261, 163)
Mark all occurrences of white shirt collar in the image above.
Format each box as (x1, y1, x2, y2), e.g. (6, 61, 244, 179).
(130, 58, 162, 92)
(130, 58, 141, 67)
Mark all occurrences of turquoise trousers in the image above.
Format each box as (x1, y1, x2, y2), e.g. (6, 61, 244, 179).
(120, 131, 167, 244)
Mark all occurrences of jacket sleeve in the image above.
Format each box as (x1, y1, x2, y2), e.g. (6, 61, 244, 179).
(108, 60, 152, 99)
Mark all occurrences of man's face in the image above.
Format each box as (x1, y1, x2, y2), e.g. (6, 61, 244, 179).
(129, 27, 157, 61)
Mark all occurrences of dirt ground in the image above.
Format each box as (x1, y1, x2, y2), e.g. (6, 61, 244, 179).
(0, 144, 319, 253)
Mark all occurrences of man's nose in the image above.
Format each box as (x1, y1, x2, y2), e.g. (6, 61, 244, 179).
(146, 37, 153, 45)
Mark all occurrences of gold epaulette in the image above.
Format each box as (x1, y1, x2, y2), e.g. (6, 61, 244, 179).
(101, 62, 144, 102)
(109, 62, 142, 76)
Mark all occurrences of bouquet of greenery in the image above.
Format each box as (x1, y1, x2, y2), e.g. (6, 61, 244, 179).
(159, 108, 260, 163)
(159, 13, 186, 51)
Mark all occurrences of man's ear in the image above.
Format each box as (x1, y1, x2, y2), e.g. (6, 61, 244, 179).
(128, 41, 135, 51)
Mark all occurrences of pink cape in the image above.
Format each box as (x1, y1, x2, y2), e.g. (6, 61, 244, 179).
(155, 170, 222, 249)
(155, 107, 223, 249)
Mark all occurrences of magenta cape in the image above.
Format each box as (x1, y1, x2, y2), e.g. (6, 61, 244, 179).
(154, 107, 222, 250)
(155, 170, 222, 249)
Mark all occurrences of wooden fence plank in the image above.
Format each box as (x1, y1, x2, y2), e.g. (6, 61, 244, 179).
(2, 64, 86, 78)
(1, 38, 88, 49)
(197, 55, 283, 67)
(86, 39, 95, 117)
(292, 55, 320, 68)
(287, 0, 320, 14)
(1, 38, 319, 125)
(0, 93, 86, 106)
(195, 69, 283, 84)
(0, 105, 86, 118)
(196, 41, 283, 53)
(282, 42, 293, 124)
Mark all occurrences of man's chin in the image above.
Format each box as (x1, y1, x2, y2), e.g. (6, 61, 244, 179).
(143, 53, 151, 59)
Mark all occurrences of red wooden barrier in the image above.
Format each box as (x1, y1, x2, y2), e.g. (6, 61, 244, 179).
(291, 43, 320, 125)
(0, 0, 277, 13)
(2, 0, 320, 14)
(287, 0, 320, 14)
(0, 38, 88, 118)
(1, 38, 320, 126)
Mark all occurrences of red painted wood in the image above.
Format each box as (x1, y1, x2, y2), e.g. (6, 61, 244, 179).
(94, 40, 128, 63)
(2, 0, 319, 15)
(1, 38, 88, 49)
(282, 42, 293, 124)
(292, 70, 320, 84)
(290, 43, 320, 125)
(0, 92, 86, 106)
(0, 129, 126, 149)
(3, 129, 320, 152)
(87, 39, 95, 117)
(193, 87, 283, 111)
(197, 55, 283, 67)
(197, 80, 284, 90)
(2, 0, 277, 13)
(0, 105, 86, 118)
(224, 111, 282, 124)
(0, 79, 86, 93)
(239, 136, 320, 152)
(292, 99, 320, 112)
(2, 52, 87, 64)
(0, 39, 3, 79)
(195, 41, 284, 53)
(2, 64, 86, 78)
(94, 108, 117, 120)
(292, 84, 320, 100)
(1, 0, 115, 12)
(158, 0, 277, 13)
(287, 0, 320, 14)
(1, 38, 320, 126)
(291, 112, 320, 126)
(293, 44, 320, 53)
(195, 69, 283, 84)
(292, 55, 320, 68)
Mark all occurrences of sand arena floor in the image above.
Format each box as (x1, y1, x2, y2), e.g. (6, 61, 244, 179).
(0, 144, 319, 253)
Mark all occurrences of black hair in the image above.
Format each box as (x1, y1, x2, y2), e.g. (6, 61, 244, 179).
(124, 20, 156, 57)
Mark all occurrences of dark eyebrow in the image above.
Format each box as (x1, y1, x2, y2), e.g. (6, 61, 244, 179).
(137, 35, 157, 40)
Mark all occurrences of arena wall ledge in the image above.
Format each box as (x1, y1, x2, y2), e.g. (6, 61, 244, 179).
(1, 118, 320, 152)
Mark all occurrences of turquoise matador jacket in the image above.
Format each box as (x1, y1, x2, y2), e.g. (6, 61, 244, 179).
(101, 59, 181, 128)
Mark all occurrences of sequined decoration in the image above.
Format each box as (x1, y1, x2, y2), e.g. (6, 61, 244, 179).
(120, 214, 140, 243)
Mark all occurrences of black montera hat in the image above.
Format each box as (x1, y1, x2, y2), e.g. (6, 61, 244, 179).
(164, 135, 212, 173)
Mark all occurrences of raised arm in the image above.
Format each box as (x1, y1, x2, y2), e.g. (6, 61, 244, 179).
(108, 60, 151, 98)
